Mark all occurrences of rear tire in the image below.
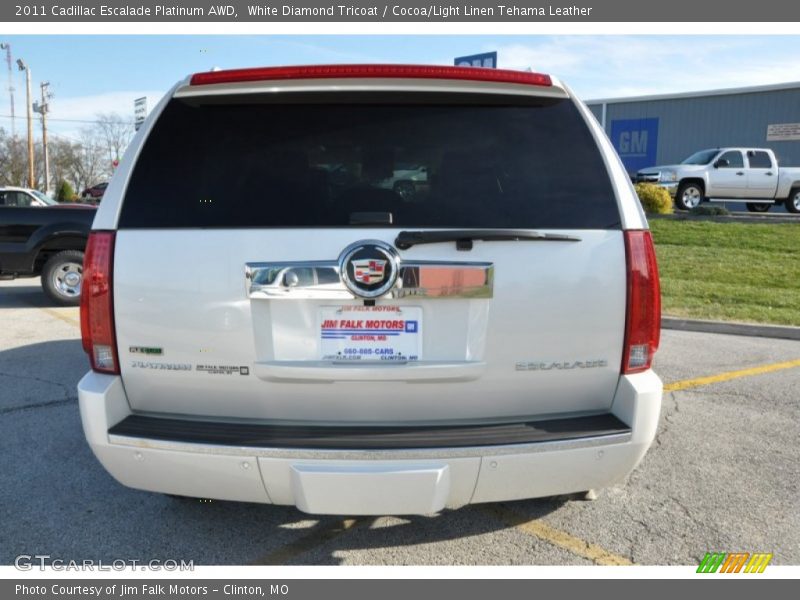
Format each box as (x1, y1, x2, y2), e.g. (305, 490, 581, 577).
(746, 203, 771, 213)
(676, 182, 703, 211)
(41, 250, 84, 306)
(787, 188, 800, 214)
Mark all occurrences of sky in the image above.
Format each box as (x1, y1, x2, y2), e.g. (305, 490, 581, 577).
(0, 34, 799, 141)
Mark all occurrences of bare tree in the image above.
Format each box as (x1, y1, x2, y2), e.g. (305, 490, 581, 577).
(2, 121, 129, 196)
(65, 127, 107, 194)
(93, 112, 134, 166)
(0, 128, 29, 186)
(48, 137, 80, 194)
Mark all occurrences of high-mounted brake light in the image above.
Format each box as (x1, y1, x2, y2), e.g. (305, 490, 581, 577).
(80, 231, 119, 375)
(190, 64, 553, 88)
(622, 230, 661, 374)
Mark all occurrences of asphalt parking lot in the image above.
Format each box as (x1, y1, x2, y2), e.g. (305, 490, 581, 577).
(1, 278, 798, 566)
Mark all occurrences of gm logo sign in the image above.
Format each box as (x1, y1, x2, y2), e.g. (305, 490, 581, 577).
(610, 118, 659, 173)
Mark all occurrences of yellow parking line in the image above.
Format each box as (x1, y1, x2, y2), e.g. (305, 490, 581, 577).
(40, 307, 81, 329)
(483, 505, 633, 565)
(664, 358, 800, 393)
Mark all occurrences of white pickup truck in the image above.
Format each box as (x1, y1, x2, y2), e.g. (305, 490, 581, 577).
(636, 147, 800, 213)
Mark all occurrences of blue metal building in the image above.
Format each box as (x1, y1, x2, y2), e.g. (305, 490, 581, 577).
(586, 82, 800, 175)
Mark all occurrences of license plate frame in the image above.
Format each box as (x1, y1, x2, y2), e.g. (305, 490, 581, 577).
(319, 305, 422, 362)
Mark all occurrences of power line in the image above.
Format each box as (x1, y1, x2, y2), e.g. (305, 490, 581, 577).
(1, 127, 106, 145)
(0, 113, 135, 125)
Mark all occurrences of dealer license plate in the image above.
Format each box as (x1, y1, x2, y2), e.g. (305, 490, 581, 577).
(320, 305, 422, 362)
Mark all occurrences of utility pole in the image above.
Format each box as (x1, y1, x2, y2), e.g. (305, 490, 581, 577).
(34, 82, 52, 195)
(17, 58, 34, 188)
(0, 43, 15, 138)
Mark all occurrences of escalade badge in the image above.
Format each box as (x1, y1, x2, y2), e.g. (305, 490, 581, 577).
(338, 240, 400, 299)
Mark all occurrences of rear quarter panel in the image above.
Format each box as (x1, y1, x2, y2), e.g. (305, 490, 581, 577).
(777, 168, 800, 198)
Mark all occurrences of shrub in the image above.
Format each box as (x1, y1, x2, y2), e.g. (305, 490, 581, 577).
(690, 205, 730, 216)
(634, 183, 674, 215)
(56, 180, 75, 203)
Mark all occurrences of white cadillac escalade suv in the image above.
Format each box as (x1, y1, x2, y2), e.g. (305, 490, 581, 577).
(78, 64, 662, 515)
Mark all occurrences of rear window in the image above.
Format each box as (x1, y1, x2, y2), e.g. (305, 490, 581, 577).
(747, 151, 772, 169)
(119, 92, 620, 229)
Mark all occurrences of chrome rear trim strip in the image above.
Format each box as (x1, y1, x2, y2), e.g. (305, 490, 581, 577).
(245, 260, 493, 300)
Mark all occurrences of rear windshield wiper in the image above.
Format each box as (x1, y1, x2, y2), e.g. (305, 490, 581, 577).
(395, 229, 582, 250)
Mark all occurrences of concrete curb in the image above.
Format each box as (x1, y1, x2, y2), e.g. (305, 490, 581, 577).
(662, 316, 800, 341)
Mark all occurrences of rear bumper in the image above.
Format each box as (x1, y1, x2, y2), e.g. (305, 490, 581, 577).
(78, 370, 662, 515)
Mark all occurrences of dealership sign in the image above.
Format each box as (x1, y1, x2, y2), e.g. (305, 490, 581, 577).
(134, 97, 148, 131)
(766, 123, 800, 141)
(610, 118, 659, 173)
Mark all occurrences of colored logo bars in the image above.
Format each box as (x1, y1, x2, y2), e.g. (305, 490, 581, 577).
(697, 552, 773, 573)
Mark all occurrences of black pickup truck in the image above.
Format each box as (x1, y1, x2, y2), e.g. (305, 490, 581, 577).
(0, 187, 96, 305)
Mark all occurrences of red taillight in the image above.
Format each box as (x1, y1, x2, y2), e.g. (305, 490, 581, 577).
(80, 231, 119, 375)
(190, 64, 552, 88)
(622, 230, 661, 374)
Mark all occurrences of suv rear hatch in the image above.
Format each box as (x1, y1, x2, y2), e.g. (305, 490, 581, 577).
(110, 67, 628, 425)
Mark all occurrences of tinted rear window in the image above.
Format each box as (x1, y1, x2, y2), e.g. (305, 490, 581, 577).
(747, 151, 772, 169)
(119, 92, 620, 229)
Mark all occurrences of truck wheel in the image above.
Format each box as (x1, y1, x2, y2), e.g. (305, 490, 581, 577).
(676, 182, 703, 210)
(787, 189, 800, 214)
(41, 250, 85, 306)
(746, 203, 771, 213)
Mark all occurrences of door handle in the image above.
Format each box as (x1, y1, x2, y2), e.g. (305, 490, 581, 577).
(766, 172, 774, 176)
(736, 172, 744, 176)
